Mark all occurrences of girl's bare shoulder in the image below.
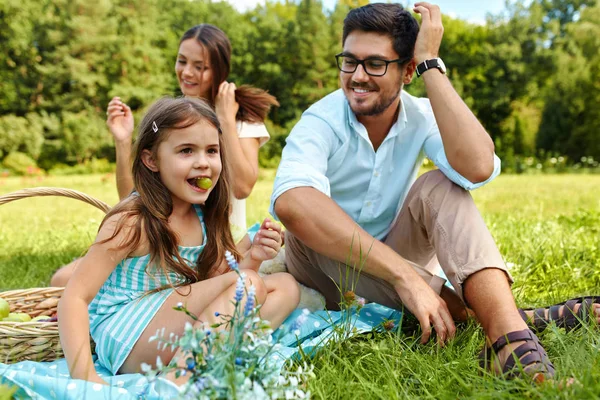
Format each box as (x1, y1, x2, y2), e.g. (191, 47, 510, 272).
(96, 196, 150, 256)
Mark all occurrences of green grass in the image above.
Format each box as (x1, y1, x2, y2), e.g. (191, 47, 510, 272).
(1, 172, 600, 398)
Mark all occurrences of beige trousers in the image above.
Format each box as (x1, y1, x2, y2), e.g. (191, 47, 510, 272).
(284, 170, 511, 310)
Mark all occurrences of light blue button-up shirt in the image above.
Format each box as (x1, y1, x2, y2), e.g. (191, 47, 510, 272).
(270, 89, 501, 240)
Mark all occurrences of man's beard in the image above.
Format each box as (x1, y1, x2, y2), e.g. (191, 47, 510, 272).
(350, 85, 402, 117)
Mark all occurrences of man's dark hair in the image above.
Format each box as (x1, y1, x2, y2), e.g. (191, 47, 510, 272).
(342, 3, 419, 60)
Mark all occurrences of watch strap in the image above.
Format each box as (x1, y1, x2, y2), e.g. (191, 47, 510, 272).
(416, 58, 442, 77)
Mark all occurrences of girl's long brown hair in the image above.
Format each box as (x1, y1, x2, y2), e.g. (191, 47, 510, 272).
(99, 97, 240, 290)
(180, 24, 279, 123)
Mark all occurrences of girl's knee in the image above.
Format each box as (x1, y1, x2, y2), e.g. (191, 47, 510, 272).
(272, 273, 301, 306)
(50, 259, 81, 287)
(242, 270, 267, 305)
(50, 266, 71, 287)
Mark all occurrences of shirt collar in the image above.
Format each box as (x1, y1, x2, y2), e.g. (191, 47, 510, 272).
(346, 91, 408, 142)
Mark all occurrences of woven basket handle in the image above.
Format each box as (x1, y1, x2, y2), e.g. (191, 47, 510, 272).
(0, 187, 111, 214)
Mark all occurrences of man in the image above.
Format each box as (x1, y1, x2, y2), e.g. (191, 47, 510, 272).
(271, 2, 599, 380)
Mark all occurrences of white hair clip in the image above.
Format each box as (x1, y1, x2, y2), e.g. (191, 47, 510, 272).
(152, 121, 158, 133)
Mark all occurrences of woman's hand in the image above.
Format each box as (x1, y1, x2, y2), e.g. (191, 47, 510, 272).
(214, 81, 239, 127)
(249, 218, 282, 262)
(106, 96, 134, 143)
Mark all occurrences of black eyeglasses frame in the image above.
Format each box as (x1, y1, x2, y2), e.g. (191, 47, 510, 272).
(335, 53, 413, 77)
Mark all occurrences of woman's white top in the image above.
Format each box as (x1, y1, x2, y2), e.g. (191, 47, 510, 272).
(229, 120, 270, 240)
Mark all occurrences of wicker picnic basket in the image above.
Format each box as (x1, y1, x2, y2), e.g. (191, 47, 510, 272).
(0, 187, 110, 363)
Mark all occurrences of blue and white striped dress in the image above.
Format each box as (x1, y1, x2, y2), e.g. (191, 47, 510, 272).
(88, 204, 207, 374)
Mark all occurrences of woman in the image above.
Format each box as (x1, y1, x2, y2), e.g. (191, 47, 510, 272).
(51, 24, 278, 286)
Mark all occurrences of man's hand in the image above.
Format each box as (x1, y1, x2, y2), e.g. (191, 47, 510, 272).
(106, 96, 134, 143)
(393, 275, 456, 345)
(413, 2, 444, 64)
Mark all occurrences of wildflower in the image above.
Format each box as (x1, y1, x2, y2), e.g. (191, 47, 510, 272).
(343, 290, 356, 304)
(291, 309, 310, 333)
(142, 258, 315, 399)
(383, 320, 395, 331)
(175, 302, 184, 309)
(225, 250, 239, 271)
(245, 286, 256, 316)
(194, 377, 208, 392)
(186, 358, 196, 370)
(356, 296, 366, 307)
(140, 363, 151, 373)
(235, 275, 245, 303)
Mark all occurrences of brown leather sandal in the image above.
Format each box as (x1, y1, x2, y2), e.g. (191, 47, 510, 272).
(519, 296, 600, 332)
(479, 329, 555, 382)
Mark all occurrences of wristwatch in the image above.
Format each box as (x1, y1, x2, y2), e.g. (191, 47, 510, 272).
(416, 58, 446, 77)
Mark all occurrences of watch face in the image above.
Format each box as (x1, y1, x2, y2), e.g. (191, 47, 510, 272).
(437, 58, 447, 73)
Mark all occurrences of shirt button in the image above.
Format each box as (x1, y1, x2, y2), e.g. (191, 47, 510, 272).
(374, 171, 380, 177)
(366, 201, 372, 207)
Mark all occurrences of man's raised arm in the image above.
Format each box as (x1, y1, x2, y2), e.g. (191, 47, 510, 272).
(414, 2, 495, 183)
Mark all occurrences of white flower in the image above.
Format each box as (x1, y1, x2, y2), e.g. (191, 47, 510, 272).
(140, 362, 151, 373)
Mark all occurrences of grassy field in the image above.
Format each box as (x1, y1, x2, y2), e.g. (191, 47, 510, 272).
(1, 171, 600, 398)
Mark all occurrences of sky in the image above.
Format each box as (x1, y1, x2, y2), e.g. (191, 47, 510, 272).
(228, 0, 508, 24)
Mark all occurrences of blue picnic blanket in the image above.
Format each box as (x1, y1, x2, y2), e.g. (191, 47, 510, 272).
(0, 303, 402, 399)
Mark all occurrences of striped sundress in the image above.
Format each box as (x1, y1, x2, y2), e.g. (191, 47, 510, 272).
(88, 204, 207, 374)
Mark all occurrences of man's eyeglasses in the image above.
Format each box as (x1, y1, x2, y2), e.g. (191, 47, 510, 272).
(335, 53, 412, 77)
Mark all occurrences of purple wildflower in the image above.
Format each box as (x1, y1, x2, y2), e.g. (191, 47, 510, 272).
(195, 377, 208, 391)
(291, 308, 310, 333)
(234, 275, 245, 303)
(356, 297, 366, 307)
(244, 285, 256, 316)
(225, 250, 239, 271)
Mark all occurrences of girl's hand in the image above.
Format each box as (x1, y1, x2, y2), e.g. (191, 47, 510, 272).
(106, 96, 134, 143)
(215, 81, 239, 127)
(250, 218, 282, 262)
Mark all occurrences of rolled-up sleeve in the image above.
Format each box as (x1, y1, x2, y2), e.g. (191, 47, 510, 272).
(424, 127, 501, 191)
(269, 115, 334, 219)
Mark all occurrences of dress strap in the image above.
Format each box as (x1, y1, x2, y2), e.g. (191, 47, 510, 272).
(193, 204, 208, 248)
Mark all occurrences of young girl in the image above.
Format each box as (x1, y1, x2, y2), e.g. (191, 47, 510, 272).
(58, 97, 300, 384)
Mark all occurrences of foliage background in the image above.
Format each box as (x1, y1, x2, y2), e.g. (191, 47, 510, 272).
(0, 0, 599, 173)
